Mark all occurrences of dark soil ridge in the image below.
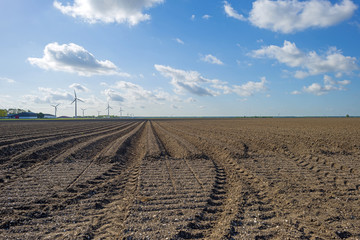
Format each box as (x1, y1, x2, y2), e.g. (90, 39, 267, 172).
(0, 121, 146, 239)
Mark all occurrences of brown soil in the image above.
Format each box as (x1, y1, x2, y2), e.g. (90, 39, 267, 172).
(0, 118, 359, 239)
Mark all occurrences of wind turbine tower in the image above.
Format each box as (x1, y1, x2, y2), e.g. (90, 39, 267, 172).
(71, 90, 84, 118)
(51, 103, 60, 118)
(97, 111, 101, 117)
(119, 107, 123, 117)
(106, 102, 112, 119)
(81, 108, 86, 117)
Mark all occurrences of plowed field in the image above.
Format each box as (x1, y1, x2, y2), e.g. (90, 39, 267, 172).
(1, 118, 359, 239)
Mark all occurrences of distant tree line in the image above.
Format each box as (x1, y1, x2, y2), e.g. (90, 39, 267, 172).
(0, 108, 32, 117)
(0, 109, 7, 117)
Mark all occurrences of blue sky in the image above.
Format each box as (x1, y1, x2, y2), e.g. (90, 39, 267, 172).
(0, 0, 359, 117)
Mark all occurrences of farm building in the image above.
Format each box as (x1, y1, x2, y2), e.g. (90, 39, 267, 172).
(44, 114, 56, 119)
(7, 112, 37, 119)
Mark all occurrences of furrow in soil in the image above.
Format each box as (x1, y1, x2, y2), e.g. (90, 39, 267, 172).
(122, 121, 220, 239)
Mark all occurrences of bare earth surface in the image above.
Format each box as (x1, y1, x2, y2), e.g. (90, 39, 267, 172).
(0, 118, 359, 239)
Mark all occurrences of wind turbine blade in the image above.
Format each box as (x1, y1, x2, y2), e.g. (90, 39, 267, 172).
(74, 90, 77, 98)
(71, 99, 76, 104)
(78, 98, 84, 103)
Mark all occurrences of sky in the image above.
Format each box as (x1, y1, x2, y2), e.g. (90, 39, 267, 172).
(0, 0, 360, 117)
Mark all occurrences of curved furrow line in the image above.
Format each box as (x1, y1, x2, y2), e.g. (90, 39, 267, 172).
(222, 161, 306, 239)
(176, 162, 226, 239)
(122, 121, 221, 239)
(0, 121, 135, 190)
(152, 121, 205, 159)
(74, 121, 147, 239)
(0, 121, 147, 239)
(279, 153, 360, 238)
(0, 122, 133, 177)
(93, 121, 146, 164)
(290, 152, 360, 192)
(65, 121, 145, 190)
(155, 121, 306, 239)
(157, 121, 360, 239)
(50, 121, 139, 163)
(0, 122, 141, 210)
(225, 148, 360, 238)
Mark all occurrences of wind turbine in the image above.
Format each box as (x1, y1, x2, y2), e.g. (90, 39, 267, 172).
(97, 111, 101, 117)
(51, 103, 60, 118)
(81, 108, 86, 117)
(106, 102, 112, 118)
(71, 90, 84, 118)
(119, 107, 123, 117)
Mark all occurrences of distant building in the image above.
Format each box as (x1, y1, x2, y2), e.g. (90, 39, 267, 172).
(7, 112, 37, 119)
(44, 114, 56, 119)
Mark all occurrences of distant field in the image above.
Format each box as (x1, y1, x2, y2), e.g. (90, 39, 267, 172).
(1, 118, 359, 239)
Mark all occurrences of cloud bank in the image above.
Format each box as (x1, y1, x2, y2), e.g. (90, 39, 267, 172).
(24, 87, 73, 104)
(249, 0, 357, 33)
(155, 64, 267, 98)
(28, 42, 129, 77)
(54, 0, 164, 26)
(69, 83, 90, 92)
(251, 41, 358, 78)
(292, 75, 351, 96)
(155, 64, 220, 96)
(213, 77, 267, 97)
(103, 80, 179, 104)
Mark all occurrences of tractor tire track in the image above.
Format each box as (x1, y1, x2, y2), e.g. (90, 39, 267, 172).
(122, 121, 223, 239)
(157, 120, 360, 239)
(155, 121, 305, 239)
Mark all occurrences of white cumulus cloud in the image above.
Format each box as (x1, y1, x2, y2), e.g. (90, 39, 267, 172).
(69, 83, 90, 92)
(232, 77, 267, 97)
(213, 77, 267, 97)
(303, 83, 327, 96)
(155, 64, 268, 98)
(54, 0, 164, 26)
(103, 89, 125, 102)
(24, 87, 73, 104)
(154, 64, 221, 96)
(28, 42, 129, 77)
(104, 81, 180, 104)
(301, 75, 351, 95)
(201, 54, 224, 65)
(249, 0, 358, 33)
(251, 40, 359, 78)
(224, 1, 246, 21)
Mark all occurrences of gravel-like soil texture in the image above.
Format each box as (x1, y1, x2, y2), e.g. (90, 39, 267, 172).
(0, 118, 359, 239)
